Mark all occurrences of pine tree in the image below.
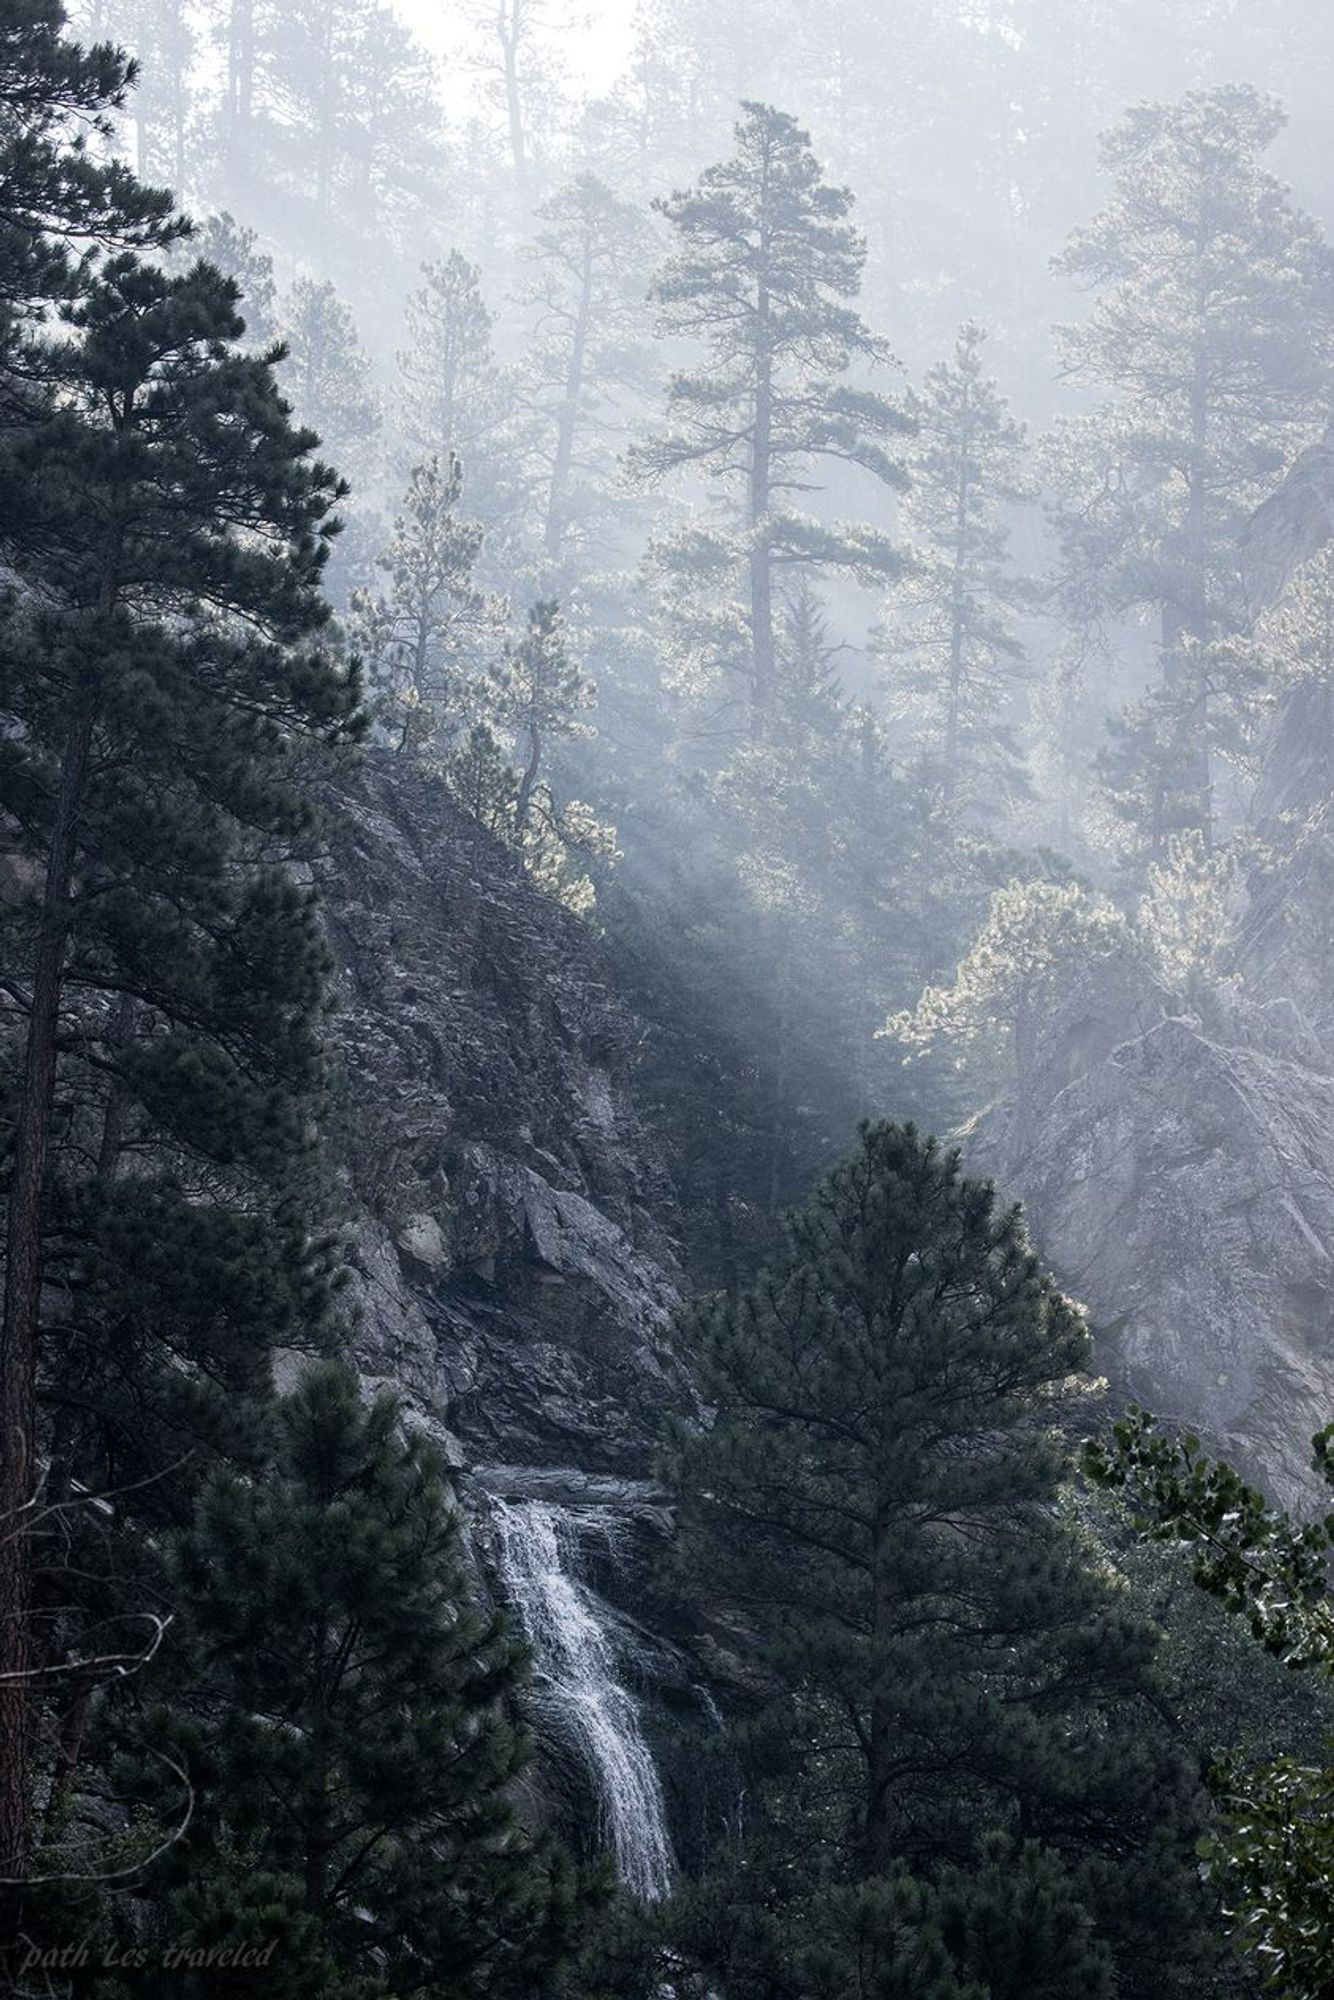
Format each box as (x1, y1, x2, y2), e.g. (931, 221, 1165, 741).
(445, 721, 520, 839)
(1085, 1410, 1334, 2000)
(398, 250, 523, 549)
(1050, 84, 1334, 860)
(217, 0, 256, 182)
(662, 1123, 1216, 1997)
(351, 454, 492, 757)
(878, 324, 1035, 822)
(216, 0, 441, 238)
(97, 0, 195, 192)
(193, 209, 277, 347)
(468, 0, 568, 195)
(634, 102, 911, 728)
(519, 173, 654, 571)
(0, 0, 181, 1919)
(490, 599, 595, 836)
(0, 0, 180, 381)
(0, 219, 360, 1930)
(278, 273, 381, 484)
(139, 1363, 588, 1997)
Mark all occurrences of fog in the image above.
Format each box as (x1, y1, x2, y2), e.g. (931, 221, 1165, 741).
(11, 2, 1334, 1988)
(76, 0, 1334, 1354)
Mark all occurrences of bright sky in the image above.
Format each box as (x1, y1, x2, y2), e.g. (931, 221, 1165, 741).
(393, 0, 635, 96)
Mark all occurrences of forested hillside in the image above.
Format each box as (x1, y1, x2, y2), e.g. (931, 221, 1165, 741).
(8, 1, 1334, 1995)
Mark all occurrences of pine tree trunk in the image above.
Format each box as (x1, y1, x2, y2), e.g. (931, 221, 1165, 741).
(314, 10, 336, 215)
(227, 0, 254, 176)
(96, 993, 137, 1181)
(170, 10, 187, 201)
(514, 722, 542, 836)
(764, 941, 792, 1224)
(1159, 294, 1214, 851)
(864, 1492, 895, 1879)
(749, 275, 775, 729)
(498, 1, 528, 189)
(0, 705, 96, 1918)
(544, 241, 593, 562)
(944, 401, 972, 806)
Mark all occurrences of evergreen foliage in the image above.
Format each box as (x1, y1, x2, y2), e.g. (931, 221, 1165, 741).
(279, 274, 382, 487)
(11, 4, 1334, 1990)
(193, 210, 278, 348)
(1087, 1410, 1334, 1998)
(1049, 84, 1334, 861)
(352, 453, 491, 756)
(398, 251, 525, 549)
(0, 32, 362, 1938)
(519, 173, 655, 571)
(0, 0, 181, 376)
(212, 0, 442, 239)
(660, 1123, 1216, 1997)
(490, 599, 595, 834)
(127, 1364, 589, 1999)
(635, 102, 911, 725)
(878, 325, 1035, 823)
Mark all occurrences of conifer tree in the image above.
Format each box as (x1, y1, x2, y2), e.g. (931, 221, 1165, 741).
(663, 1123, 1215, 1997)
(216, 0, 440, 236)
(218, 0, 256, 180)
(351, 453, 491, 755)
(1086, 1409, 1334, 2000)
(398, 250, 522, 544)
(1050, 84, 1334, 860)
(445, 721, 521, 839)
(96, 0, 194, 191)
(520, 173, 654, 570)
(194, 209, 277, 347)
(0, 220, 360, 1924)
(635, 102, 911, 728)
(878, 324, 1034, 821)
(0, 0, 180, 378)
(279, 273, 381, 483)
(138, 1364, 586, 1998)
(468, 0, 568, 194)
(490, 599, 595, 836)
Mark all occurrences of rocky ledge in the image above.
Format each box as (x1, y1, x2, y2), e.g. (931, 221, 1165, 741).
(315, 749, 695, 1479)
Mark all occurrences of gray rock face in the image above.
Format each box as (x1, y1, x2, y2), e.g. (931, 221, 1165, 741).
(317, 751, 694, 1480)
(975, 953, 1334, 1511)
(312, 754, 720, 1868)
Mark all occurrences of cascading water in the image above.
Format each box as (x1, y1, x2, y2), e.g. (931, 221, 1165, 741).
(491, 1498, 674, 1902)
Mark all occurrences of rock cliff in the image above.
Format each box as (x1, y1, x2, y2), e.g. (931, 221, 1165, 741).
(975, 675, 1334, 1512)
(317, 750, 690, 1481)
(313, 752, 712, 1877)
(974, 952, 1334, 1512)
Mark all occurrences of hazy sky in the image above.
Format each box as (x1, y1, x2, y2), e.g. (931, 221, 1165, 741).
(393, 0, 634, 94)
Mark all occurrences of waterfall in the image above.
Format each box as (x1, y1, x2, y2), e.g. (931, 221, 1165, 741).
(492, 1498, 674, 1901)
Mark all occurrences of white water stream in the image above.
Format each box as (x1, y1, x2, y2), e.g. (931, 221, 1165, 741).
(492, 1498, 674, 1901)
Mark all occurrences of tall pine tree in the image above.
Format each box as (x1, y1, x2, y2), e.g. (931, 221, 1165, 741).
(877, 324, 1035, 823)
(661, 1123, 1217, 1998)
(634, 103, 911, 729)
(1050, 84, 1334, 861)
(133, 1364, 589, 1998)
(397, 250, 524, 552)
(351, 453, 491, 756)
(0, 198, 359, 1939)
(519, 173, 655, 573)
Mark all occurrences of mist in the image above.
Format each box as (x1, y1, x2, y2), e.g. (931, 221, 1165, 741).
(8, 1, 1334, 1992)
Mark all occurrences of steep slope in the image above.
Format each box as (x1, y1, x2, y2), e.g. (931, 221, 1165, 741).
(973, 950, 1334, 1512)
(318, 751, 689, 1475)
(312, 751, 713, 1882)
